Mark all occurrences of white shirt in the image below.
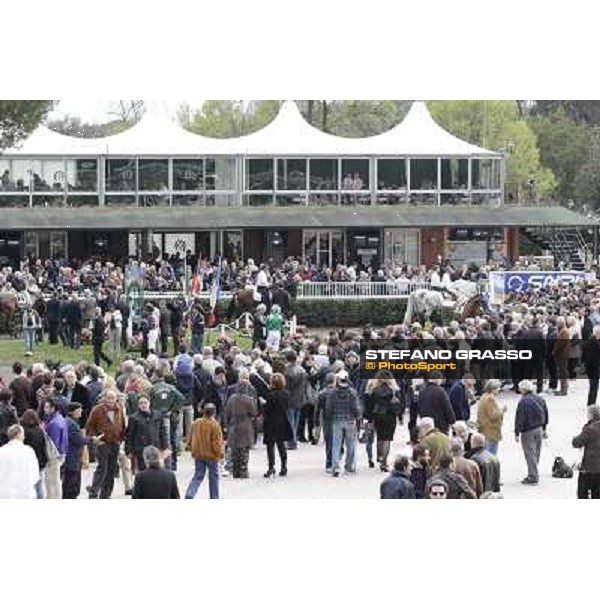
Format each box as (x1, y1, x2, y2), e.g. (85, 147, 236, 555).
(0, 440, 40, 499)
(256, 270, 269, 288)
(431, 272, 441, 286)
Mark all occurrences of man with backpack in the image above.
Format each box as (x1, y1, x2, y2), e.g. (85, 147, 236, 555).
(174, 344, 195, 440)
(150, 365, 184, 470)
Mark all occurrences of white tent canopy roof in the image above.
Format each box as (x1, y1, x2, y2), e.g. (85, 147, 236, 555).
(358, 101, 499, 157)
(2, 101, 500, 158)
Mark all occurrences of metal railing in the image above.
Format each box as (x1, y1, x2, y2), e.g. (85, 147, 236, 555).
(296, 281, 431, 299)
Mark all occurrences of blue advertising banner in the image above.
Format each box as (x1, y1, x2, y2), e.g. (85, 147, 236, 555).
(488, 271, 595, 304)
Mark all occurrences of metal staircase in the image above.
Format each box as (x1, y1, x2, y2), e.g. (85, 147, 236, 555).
(520, 227, 592, 270)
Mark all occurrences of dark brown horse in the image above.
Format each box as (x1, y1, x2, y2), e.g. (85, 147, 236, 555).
(0, 293, 20, 338)
(226, 288, 257, 321)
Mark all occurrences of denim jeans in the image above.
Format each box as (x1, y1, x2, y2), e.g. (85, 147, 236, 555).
(191, 331, 204, 355)
(323, 420, 333, 469)
(286, 408, 300, 447)
(24, 328, 35, 352)
(331, 420, 357, 473)
(186, 459, 219, 499)
(177, 406, 194, 443)
(485, 440, 499, 455)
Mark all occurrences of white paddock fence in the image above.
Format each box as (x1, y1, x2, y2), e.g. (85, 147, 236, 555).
(295, 280, 431, 299)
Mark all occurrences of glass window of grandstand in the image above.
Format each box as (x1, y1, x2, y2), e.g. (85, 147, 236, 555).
(211, 158, 237, 191)
(377, 159, 407, 204)
(246, 158, 274, 191)
(222, 230, 243, 263)
(67, 159, 97, 192)
(38, 160, 66, 192)
(138, 159, 168, 191)
(308, 158, 338, 206)
(276, 159, 307, 206)
(106, 159, 136, 192)
(11, 160, 33, 192)
(277, 159, 307, 190)
(472, 158, 500, 190)
(303, 230, 343, 269)
(341, 159, 370, 206)
(409, 159, 438, 205)
(173, 159, 203, 191)
(410, 159, 437, 190)
(440, 159, 469, 205)
(0, 159, 11, 191)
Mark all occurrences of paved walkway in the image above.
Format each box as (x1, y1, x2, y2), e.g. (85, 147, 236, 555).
(76, 379, 588, 500)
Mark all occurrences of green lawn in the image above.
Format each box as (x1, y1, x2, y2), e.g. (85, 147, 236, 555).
(0, 330, 252, 373)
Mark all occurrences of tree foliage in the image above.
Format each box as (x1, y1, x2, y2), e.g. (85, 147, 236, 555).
(299, 100, 410, 137)
(0, 101, 54, 149)
(428, 100, 557, 199)
(186, 101, 281, 137)
(528, 108, 591, 199)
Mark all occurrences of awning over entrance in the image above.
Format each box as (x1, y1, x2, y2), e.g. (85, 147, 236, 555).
(0, 206, 595, 230)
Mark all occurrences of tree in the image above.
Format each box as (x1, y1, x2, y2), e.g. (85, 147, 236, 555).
(0, 101, 54, 149)
(531, 101, 600, 125)
(428, 100, 557, 200)
(299, 100, 410, 137)
(108, 100, 144, 124)
(529, 108, 591, 200)
(186, 101, 281, 137)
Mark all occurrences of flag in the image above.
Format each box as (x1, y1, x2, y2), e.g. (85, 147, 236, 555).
(210, 257, 222, 311)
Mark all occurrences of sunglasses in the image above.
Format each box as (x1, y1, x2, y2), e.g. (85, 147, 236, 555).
(430, 491, 446, 497)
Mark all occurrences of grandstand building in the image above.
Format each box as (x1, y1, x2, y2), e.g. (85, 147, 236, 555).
(0, 101, 595, 268)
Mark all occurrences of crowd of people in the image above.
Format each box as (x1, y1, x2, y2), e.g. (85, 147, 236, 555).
(1, 253, 600, 499)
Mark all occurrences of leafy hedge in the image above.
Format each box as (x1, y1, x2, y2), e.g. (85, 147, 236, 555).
(291, 298, 408, 328)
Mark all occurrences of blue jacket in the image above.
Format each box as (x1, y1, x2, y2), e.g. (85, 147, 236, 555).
(448, 381, 470, 422)
(515, 393, 548, 435)
(45, 412, 69, 457)
(65, 417, 89, 471)
(380, 470, 416, 499)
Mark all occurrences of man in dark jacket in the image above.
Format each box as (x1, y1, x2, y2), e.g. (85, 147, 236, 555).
(325, 370, 361, 476)
(0, 390, 18, 447)
(572, 404, 600, 499)
(418, 372, 456, 435)
(62, 402, 97, 499)
(126, 396, 168, 472)
(66, 294, 83, 349)
(582, 325, 600, 406)
(380, 455, 416, 499)
(426, 453, 476, 499)
(448, 374, 475, 423)
(520, 318, 546, 394)
(284, 350, 307, 450)
(272, 284, 291, 317)
(515, 379, 549, 485)
(465, 433, 501, 493)
(132, 445, 180, 499)
(46, 292, 61, 345)
(92, 308, 112, 368)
